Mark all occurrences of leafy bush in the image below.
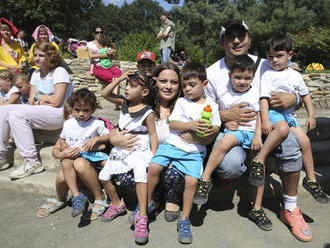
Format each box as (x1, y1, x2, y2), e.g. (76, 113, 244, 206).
(118, 31, 160, 62)
(290, 27, 330, 69)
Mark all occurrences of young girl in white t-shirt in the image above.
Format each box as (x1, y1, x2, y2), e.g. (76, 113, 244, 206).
(99, 71, 158, 244)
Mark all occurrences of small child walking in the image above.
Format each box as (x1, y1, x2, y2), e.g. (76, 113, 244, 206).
(99, 71, 158, 244)
(55, 88, 110, 217)
(146, 62, 220, 244)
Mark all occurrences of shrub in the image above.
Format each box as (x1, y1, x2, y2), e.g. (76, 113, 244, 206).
(118, 31, 159, 62)
(290, 27, 330, 69)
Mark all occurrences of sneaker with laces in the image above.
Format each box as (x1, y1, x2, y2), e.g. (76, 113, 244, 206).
(128, 199, 155, 224)
(134, 215, 148, 244)
(280, 207, 312, 242)
(0, 158, 10, 171)
(249, 160, 264, 186)
(9, 161, 44, 179)
(302, 177, 329, 204)
(248, 208, 273, 231)
(101, 199, 126, 222)
(194, 180, 212, 205)
(71, 194, 88, 217)
(177, 217, 193, 244)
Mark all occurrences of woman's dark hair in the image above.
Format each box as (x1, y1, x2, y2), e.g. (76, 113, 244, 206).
(69, 88, 101, 110)
(33, 42, 62, 69)
(152, 62, 181, 119)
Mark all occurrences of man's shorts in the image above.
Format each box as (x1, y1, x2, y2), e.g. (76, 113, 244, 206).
(225, 129, 254, 149)
(269, 109, 298, 127)
(150, 143, 205, 179)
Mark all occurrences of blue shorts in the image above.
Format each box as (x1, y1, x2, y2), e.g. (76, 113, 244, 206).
(269, 109, 298, 127)
(224, 129, 254, 149)
(150, 143, 205, 179)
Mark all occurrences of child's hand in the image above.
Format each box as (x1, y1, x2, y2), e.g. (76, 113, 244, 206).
(306, 117, 316, 132)
(189, 119, 210, 134)
(261, 120, 273, 135)
(202, 125, 217, 137)
(58, 139, 69, 151)
(251, 135, 262, 151)
(225, 121, 239, 131)
(61, 147, 80, 159)
(82, 137, 99, 152)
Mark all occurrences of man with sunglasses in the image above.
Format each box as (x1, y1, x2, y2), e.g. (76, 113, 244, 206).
(204, 20, 312, 242)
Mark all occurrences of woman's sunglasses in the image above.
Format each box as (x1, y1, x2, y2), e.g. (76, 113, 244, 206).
(94, 31, 103, 34)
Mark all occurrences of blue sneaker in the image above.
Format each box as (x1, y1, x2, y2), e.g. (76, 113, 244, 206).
(128, 199, 156, 224)
(71, 194, 87, 217)
(177, 217, 193, 244)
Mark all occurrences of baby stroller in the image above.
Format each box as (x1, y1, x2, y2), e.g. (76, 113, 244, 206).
(67, 38, 79, 58)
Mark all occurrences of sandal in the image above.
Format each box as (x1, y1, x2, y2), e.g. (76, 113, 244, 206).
(90, 199, 109, 220)
(36, 198, 66, 218)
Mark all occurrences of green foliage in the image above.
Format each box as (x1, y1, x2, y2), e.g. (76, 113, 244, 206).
(118, 31, 160, 62)
(290, 27, 330, 68)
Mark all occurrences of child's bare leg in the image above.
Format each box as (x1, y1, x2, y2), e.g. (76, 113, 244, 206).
(255, 121, 289, 164)
(56, 169, 69, 202)
(291, 127, 316, 181)
(147, 163, 164, 204)
(73, 158, 104, 200)
(202, 134, 238, 182)
(252, 185, 265, 210)
(101, 180, 121, 206)
(62, 159, 80, 197)
(136, 182, 148, 216)
(181, 175, 198, 220)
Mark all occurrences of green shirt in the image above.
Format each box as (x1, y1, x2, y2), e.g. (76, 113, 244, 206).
(99, 48, 113, 69)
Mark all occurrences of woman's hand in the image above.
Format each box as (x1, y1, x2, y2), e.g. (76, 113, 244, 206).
(110, 129, 140, 150)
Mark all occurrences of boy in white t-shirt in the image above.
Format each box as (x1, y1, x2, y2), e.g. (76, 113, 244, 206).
(146, 62, 221, 244)
(0, 69, 20, 104)
(256, 33, 328, 207)
(194, 55, 265, 205)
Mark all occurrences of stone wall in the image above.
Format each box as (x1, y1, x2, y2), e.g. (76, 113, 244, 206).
(303, 73, 330, 109)
(63, 59, 330, 109)
(62, 59, 137, 98)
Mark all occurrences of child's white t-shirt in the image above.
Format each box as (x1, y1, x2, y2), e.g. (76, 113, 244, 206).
(260, 67, 309, 116)
(0, 85, 19, 102)
(60, 117, 109, 148)
(219, 85, 260, 132)
(166, 97, 221, 153)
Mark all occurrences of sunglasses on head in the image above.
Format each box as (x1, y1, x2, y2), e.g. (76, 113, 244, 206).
(128, 72, 147, 85)
(94, 31, 103, 34)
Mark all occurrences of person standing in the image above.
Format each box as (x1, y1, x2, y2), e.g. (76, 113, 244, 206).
(157, 11, 175, 64)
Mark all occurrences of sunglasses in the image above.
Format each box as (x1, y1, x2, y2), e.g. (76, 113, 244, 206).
(94, 31, 103, 34)
(128, 72, 147, 85)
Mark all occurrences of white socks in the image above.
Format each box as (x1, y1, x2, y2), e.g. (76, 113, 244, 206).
(283, 194, 297, 211)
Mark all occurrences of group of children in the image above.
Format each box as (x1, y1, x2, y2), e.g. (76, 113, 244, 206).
(0, 70, 30, 106)
(9, 33, 324, 244)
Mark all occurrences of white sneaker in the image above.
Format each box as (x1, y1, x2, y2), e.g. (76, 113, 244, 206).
(9, 161, 44, 179)
(0, 158, 10, 171)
